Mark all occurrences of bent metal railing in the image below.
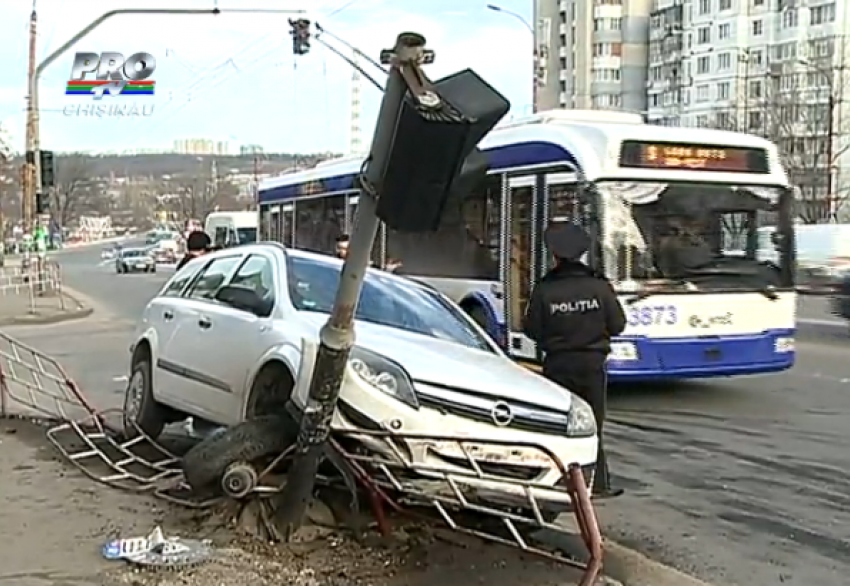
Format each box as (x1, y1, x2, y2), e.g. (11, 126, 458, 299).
(0, 329, 603, 586)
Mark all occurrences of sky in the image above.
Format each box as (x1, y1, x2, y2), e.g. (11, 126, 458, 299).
(0, 0, 534, 155)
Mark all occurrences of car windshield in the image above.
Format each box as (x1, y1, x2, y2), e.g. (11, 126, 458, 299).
(287, 254, 494, 353)
(123, 249, 146, 258)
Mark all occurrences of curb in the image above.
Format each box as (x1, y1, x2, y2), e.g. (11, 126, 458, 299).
(602, 540, 718, 586)
(0, 290, 93, 327)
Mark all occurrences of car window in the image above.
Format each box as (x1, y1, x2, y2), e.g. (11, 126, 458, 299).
(184, 256, 243, 300)
(160, 262, 202, 297)
(230, 254, 276, 302)
(287, 255, 494, 352)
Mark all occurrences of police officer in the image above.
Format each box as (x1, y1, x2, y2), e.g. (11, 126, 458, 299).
(523, 222, 626, 498)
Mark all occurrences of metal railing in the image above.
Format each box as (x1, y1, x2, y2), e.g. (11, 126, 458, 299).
(0, 258, 64, 314)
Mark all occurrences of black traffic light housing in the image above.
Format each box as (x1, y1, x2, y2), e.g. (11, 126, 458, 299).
(371, 68, 510, 232)
(289, 18, 311, 55)
(36, 191, 49, 214)
(40, 150, 55, 188)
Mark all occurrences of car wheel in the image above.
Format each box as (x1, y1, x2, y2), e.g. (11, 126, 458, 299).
(180, 414, 297, 492)
(122, 355, 167, 440)
(246, 362, 294, 418)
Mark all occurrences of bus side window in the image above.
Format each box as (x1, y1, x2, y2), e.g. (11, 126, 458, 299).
(295, 195, 347, 255)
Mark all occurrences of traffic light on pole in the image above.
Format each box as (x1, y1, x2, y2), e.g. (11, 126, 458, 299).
(40, 150, 55, 188)
(289, 19, 311, 55)
(36, 191, 49, 214)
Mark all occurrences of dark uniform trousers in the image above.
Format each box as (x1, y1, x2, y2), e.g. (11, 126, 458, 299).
(542, 353, 611, 492)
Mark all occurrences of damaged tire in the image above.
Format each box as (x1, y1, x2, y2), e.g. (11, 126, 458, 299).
(181, 414, 297, 493)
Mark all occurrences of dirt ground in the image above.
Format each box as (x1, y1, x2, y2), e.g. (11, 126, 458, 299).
(0, 417, 599, 586)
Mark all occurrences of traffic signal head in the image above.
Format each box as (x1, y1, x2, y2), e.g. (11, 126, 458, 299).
(39, 150, 55, 188)
(371, 68, 510, 232)
(289, 18, 311, 55)
(36, 192, 49, 214)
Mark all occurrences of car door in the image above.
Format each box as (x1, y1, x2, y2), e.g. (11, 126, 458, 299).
(149, 261, 205, 398)
(197, 253, 280, 424)
(158, 253, 245, 424)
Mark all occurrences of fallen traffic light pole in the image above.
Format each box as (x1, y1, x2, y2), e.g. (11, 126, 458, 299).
(273, 31, 510, 538)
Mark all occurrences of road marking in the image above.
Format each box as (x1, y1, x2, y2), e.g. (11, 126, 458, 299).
(798, 317, 845, 328)
(112, 375, 128, 383)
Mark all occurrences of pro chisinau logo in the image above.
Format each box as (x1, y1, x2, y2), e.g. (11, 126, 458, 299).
(64, 51, 156, 118)
(66, 52, 156, 99)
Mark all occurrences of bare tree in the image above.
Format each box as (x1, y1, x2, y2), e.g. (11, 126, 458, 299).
(0, 124, 14, 237)
(52, 153, 96, 227)
(708, 60, 849, 224)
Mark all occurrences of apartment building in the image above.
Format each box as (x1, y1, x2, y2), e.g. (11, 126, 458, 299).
(646, 0, 848, 217)
(536, 0, 652, 112)
(172, 139, 230, 156)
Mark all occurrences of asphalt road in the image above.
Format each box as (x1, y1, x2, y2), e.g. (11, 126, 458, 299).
(7, 244, 850, 586)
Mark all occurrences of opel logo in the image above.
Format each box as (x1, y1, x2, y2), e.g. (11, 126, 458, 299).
(491, 401, 514, 427)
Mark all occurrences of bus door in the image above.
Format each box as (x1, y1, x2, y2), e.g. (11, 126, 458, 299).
(540, 173, 585, 266)
(281, 204, 295, 247)
(501, 174, 539, 360)
(267, 205, 281, 242)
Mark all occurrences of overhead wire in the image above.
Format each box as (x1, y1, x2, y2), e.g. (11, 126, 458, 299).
(314, 36, 384, 91)
(314, 22, 388, 76)
(127, 40, 285, 149)
(124, 33, 276, 141)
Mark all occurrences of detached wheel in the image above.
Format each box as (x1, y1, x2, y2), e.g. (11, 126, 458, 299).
(181, 415, 297, 493)
(122, 356, 167, 440)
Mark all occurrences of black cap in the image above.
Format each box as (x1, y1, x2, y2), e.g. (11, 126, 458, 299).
(544, 222, 590, 261)
(186, 230, 211, 252)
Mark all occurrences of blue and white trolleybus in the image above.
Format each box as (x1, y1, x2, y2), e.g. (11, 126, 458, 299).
(258, 109, 796, 381)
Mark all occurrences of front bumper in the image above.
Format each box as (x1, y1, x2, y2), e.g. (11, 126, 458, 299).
(328, 377, 597, 507)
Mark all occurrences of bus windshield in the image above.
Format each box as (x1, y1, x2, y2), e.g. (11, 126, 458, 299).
(597, 181, 790, 290)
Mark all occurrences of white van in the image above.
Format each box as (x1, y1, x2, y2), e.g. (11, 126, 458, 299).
(204, 211, 259, 249)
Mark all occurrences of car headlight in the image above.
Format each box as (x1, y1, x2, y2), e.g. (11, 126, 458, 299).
(566, 394, 597, 437)
(348, 347, 419, 409)
(608, 341, 638, 361)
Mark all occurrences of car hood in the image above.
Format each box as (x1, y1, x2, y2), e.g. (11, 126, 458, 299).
(295, 312, 573, 413)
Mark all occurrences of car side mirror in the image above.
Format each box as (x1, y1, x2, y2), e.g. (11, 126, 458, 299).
(215, 284, 273, 317)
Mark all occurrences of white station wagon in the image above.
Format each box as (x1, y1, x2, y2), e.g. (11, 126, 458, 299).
(124, 243, 598, 510)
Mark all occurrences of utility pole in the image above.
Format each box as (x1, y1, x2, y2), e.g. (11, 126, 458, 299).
(274, 33, 430, 539)
(252, 152, 260, 199)
(826, 90, 835, 222)
(23, 1, 37, 231)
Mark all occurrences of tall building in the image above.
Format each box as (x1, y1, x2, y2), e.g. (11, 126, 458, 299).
(240, 144, 264, 156)
(172, 139, 230, 156)
(536, 0, 652, 112)
(646, 0, 848, 220)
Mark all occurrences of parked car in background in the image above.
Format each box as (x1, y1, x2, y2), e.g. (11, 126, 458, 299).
(116, 247, 156, 274)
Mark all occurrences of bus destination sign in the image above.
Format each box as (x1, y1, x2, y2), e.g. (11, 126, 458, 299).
(619, 140, 770, 174)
